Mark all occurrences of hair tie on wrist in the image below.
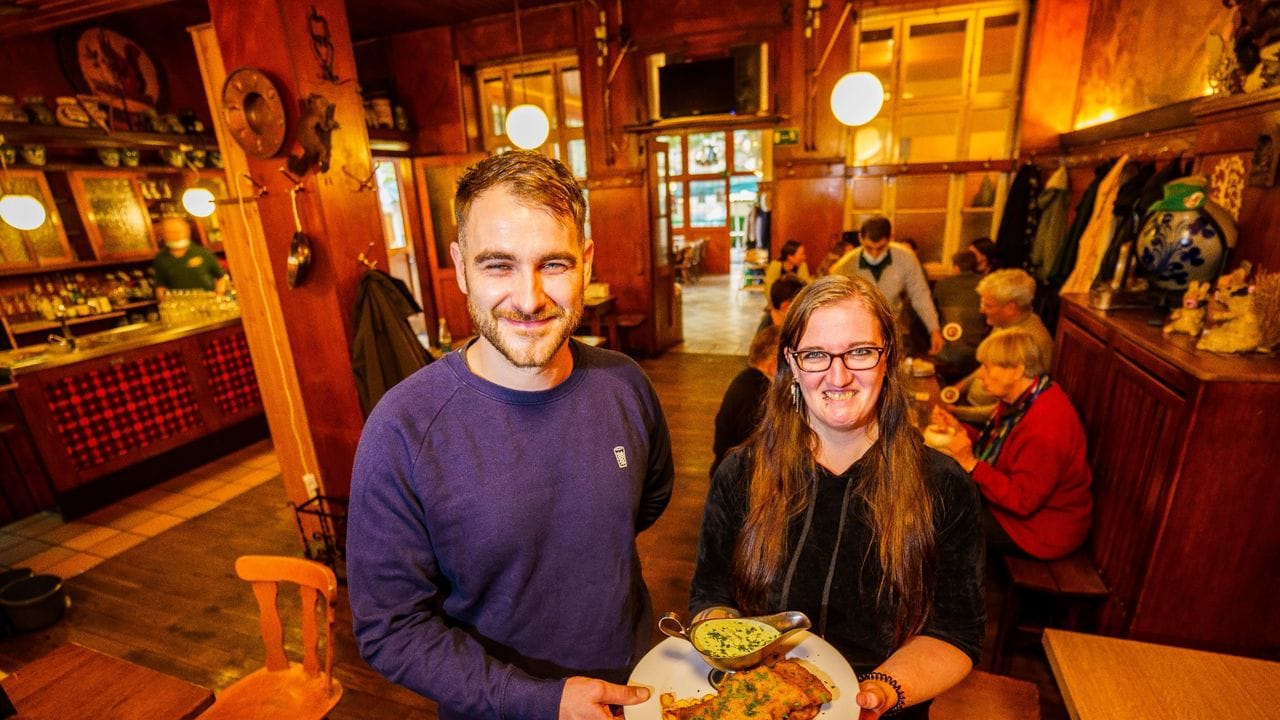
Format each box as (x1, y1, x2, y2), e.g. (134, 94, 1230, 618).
(859, 670, 906, 715)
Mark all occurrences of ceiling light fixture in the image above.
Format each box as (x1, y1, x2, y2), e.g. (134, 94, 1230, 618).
(830, 70, 884, 127)
(506, 0, 550, 150)
(0, 133, 49, 231)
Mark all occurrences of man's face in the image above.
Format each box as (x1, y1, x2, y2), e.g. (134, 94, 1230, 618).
(860, 234, 890, 260)
(452, 187, 592, 371)
(158, 217, 191, 247)
(978, 293, 1018, 327)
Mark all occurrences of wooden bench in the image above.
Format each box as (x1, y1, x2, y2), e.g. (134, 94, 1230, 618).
(931, 669, 1040, 720)
(991, 550, 1108, 673)
(612, 313, 646, 353)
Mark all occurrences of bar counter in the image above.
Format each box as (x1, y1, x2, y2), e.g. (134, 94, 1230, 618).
(0, 317, 265, 518)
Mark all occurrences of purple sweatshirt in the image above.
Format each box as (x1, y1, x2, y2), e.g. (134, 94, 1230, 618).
(347, 341, 674, 720)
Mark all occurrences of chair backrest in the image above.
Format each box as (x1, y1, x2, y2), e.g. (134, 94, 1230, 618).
(234, 555, 337, 684)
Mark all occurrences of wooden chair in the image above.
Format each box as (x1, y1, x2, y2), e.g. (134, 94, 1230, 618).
(991, 550, 1108, 673)
(197, 555, 343, 719)
(931, 669, 1040, 720)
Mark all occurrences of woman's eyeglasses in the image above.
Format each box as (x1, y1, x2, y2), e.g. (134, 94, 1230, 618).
(790, 347, 886, 372)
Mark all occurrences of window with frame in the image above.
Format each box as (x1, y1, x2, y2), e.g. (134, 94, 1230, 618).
(656, 128, 766, 256)
(844, 1, 1026, 266)
(476, 54, 586, 179)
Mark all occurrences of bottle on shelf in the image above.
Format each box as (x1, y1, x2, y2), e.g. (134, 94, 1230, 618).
(438, 317, 452, 353)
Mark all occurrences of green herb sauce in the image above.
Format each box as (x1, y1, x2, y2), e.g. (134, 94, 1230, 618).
(692, 618, 781, 659)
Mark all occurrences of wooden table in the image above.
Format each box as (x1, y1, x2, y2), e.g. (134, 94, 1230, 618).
(1, 643, 214, 719)
(1043, 629, 1280, 719)
(583, 295, 618, 348)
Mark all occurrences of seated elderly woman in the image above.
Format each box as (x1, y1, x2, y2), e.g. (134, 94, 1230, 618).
(930, 329, 1092, 560)
(691, 274, 984, 719)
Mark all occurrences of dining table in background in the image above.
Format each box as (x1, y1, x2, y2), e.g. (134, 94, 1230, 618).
(1043, 628, 1280, 720)
(582, 294, 618, 349)
(0, 642, 214, 719)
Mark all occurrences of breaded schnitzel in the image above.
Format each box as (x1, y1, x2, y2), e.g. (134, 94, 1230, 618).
(659, 659, 832, 720)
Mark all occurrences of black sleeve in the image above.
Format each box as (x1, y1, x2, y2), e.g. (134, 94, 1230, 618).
(919, 449, 987, 665)
(689, 449, 751, 615)
(712, 371, 768, 477)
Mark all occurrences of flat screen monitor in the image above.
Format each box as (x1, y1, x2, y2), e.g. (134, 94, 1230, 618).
(658, 57, 736, 119)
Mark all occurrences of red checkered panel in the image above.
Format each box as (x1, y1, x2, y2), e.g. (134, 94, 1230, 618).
(44, 351, 203, 470)
(201, 331, 262, 416)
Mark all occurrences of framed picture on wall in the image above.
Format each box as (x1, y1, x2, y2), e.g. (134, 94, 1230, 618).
(58, 27, 163, 117)
(1248, 127, 1280, 188)
(67, 170, 157, 261)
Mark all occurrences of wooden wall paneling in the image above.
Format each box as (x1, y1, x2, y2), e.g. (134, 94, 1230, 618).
(585, 180, 652, 342)
(412, 154, 485, 341)
(1017, 0, 1090, 151)
(187, 22, 322, 517)
(1134, 381, 1280, 652)
(204, 0, 383, 500)
(452, 4, 578, 67)
(771, 170, 844, 272)
(388, 27, 470, 156)
(1050, 312, 1110, 464)
(623, 0, 782, 47)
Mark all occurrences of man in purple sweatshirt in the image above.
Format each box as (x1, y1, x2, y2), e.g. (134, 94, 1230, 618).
(347, 151, 673, 720)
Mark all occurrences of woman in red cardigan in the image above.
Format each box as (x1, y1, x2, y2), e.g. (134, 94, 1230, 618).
(931, 329, 1092, 560)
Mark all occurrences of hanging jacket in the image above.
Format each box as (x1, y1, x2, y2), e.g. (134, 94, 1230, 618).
(1029, 165, 1069, 284)
(1060, 155, 1130, 295)
(351, 269, 430, 417)
(994, 163, 1042, 270)
(1049, 160, 1114, 290)
(1094, 161, 1155, 285)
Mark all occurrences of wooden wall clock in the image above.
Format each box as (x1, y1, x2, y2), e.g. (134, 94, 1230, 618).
(222, 67, 287, 158)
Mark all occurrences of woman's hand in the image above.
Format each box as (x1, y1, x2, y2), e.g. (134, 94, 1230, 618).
(855, 679, 892, 719)
(944, 429, 979, 472)
(930, 405, 961, 431)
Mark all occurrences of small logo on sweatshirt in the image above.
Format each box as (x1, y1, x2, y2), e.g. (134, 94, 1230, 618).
(613, 446, 628, 468)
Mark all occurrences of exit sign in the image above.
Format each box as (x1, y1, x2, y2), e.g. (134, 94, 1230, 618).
(774, 128, 800, 145)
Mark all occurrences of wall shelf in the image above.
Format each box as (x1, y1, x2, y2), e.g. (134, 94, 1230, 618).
(0, 121, 217, 152)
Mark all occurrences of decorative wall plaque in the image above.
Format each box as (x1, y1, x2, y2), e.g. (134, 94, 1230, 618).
(222, 67, 287, 158)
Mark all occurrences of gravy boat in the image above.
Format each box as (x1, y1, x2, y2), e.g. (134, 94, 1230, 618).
(658, 610, 811, 672)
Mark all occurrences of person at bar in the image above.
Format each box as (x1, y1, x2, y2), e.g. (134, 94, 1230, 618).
(346, 152, 674, 720)
(690, 275, 985, 719)
(150, 203, 228, 299)
(834, 215, 944, 356)
(711, 325, 779, 477)
(762, 239, 810, 301)
(930, 329, 1092, 560)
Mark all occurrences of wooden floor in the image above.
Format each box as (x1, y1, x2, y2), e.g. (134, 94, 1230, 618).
(0, 278, 1068, 718)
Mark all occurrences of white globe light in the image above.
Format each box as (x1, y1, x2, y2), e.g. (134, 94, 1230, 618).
(181, 187, 217, 218)
(0, 194, 47, 231)
(830, 72, 885, 127)
(507, 104, 550, 149)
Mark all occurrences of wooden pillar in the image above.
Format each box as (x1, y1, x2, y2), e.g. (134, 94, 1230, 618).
(197, 0, 385, 501)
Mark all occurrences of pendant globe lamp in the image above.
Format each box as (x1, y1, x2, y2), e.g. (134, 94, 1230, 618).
(507, 0, 550, 150)
(830, 70, 884, 127)
(0, 133, 48, 231)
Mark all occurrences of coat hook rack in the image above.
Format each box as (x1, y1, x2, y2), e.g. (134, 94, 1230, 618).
(356, 240, 378, 270)
(343, 164, 377, 192)
(279, 166, 306, 191)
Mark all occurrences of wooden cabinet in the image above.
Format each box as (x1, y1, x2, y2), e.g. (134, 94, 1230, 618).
(1053, 294, 1280, 657)
(0, 170, 74, 268)
(66, 170, 158, 261)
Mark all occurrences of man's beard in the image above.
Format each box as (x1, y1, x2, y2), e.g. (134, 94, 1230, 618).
(469, 297, 584, 369)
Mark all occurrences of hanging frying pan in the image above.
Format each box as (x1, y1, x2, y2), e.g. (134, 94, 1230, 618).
(285, 182, 312, 287)
(287, 231, 312, 288)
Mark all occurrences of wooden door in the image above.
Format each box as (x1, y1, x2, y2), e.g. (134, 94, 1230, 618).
(647, 139, 680, 352)
(413, 154, 485, 341)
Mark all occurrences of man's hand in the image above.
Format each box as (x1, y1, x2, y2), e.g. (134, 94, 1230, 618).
(928, 329, 944, 356)
(559, 677, 651, 720)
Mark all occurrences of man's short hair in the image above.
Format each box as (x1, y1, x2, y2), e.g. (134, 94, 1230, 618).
(952, 249, 979, 274)
(977, 268, 1036, 310)
(454, 151, 586, 248)
(976, 328, 1049, 377)
(748, 325, 781, 366)
(859, 215, 892, 242)
(770, 275, 806, 310)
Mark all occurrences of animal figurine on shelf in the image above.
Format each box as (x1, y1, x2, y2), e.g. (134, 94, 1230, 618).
(1163, 280, 1212, 337)
(1197, 263, 1263, 354)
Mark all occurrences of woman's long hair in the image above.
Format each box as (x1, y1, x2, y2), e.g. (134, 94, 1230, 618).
(731, 274, 937, 643)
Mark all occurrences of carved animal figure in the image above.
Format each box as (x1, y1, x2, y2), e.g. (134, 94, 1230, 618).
(1197, 264, 1263, 353)
(1163, 280, 1211, 337)
(287, 93, 339, 176)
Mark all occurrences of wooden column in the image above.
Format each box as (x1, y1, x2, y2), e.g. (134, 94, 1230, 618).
(198, 0, 386, 501)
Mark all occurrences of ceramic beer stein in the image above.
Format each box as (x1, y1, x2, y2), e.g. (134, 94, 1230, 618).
(97, 147, 121, 167)
(20, 144, 46, 166)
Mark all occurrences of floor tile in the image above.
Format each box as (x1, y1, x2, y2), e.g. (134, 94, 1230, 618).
(118, 487, 176, 508)
(0, 533, 27, 553)
(231, 467, 280, 488)
(155, 474, 202, 494)
(129, 514, 186, 538)
(25, 546, 75, 574)
(0, 538, 53, 567)
(43, 552, 105, 579)
(93, 507, 164, 532)
(134, 491, 192, 514)
(61, 526, 122, 552)
(180, 478, 229, 497)
(168, 497, 220, 520)
(202, 482, 251, 502)
(4, 514, 64, 539)
(84, 531, 147, 559)
(35, 521, 101, 545)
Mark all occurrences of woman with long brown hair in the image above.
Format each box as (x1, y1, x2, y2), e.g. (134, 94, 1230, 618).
(689, 274, 984, 718)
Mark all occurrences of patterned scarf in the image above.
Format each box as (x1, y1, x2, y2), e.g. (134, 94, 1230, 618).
(974, 374, 1052, 464)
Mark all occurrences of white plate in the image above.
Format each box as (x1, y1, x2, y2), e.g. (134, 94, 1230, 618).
(624, 632, 857, 720)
